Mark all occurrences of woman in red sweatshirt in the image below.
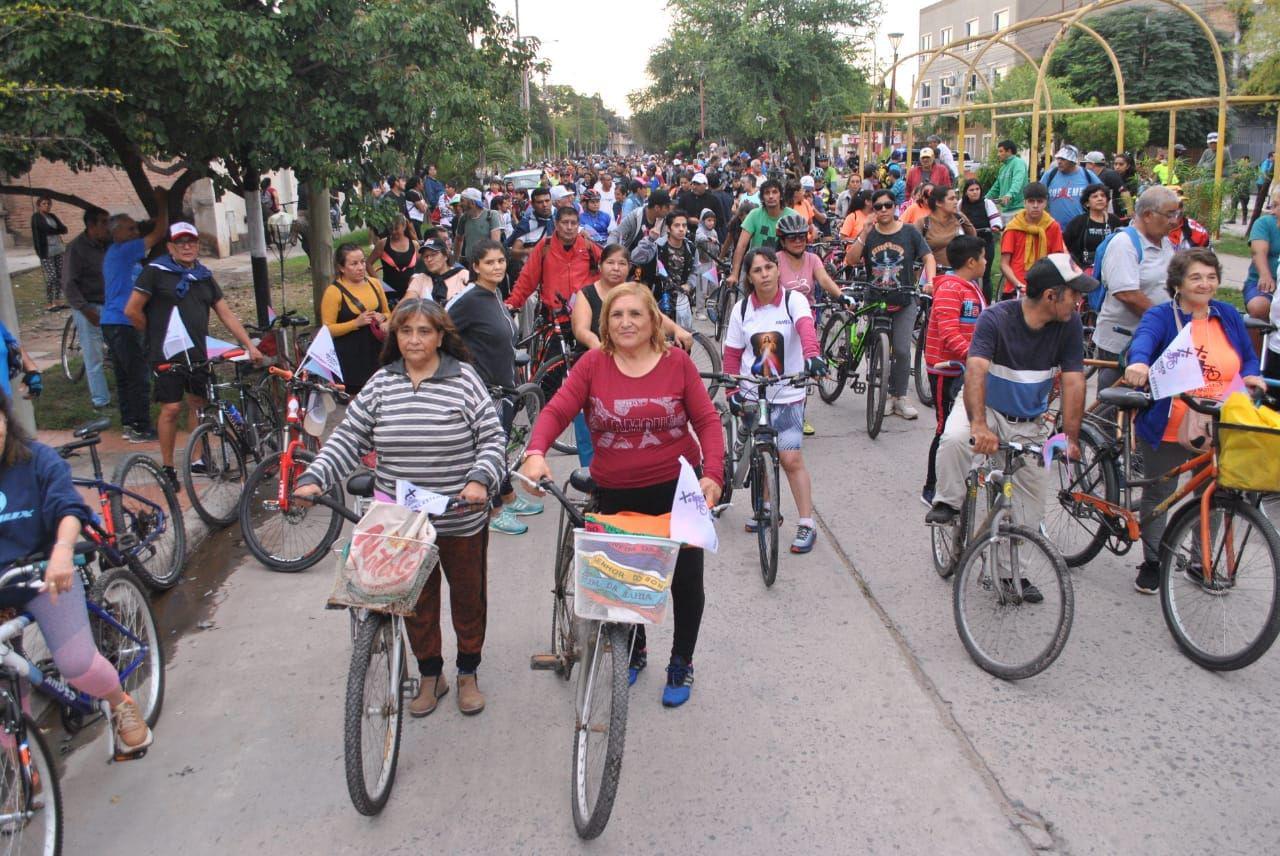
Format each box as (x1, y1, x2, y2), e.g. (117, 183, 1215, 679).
(520, 282, 723, 708)
(922, 235, 989, 505)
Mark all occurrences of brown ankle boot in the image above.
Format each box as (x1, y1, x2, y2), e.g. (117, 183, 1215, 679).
(408, 675, 448, 717)
(456, 674, 485, 715)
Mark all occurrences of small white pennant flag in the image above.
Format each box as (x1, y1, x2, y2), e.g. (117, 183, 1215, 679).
(395, 479, 451, 516)
(162, 307, 195, 359)
(301, 325, 344, 381)
(669, 455, 718, 553)
(1148, 323, 1205, 400)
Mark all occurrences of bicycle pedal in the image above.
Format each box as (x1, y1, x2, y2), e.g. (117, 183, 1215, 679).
(529, 653, 559, 671)
(852, 382, 867, 394)
(401, 677, 420, 699)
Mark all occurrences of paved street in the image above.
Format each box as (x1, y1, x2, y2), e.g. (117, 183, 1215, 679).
(50, 372, 1280, 854)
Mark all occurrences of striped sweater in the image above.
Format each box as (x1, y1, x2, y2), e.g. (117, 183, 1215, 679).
(299, 354, 506, 536)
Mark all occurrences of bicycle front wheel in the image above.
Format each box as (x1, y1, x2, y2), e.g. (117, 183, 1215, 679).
(953, 524, 1073, 680)
(111, 452, 186, 590)
(183, 422, 248, 527)
(718, 408, 736, 507)
(753, 446, 781, 587)
(715, 285, 735, 341)
(90, 567, 165, 727)
(243, 390, 283, 459)
(1159, 494, 1280, 671)
(571, 623, 630, 840)
(506, 383, 544, 472)
(913, 310, 934, 408)
(1040, 424, 1118, 567)
(550, 515, 579, 680)
(344, 613, 406, 816)
(0, 714, 61, 854)
(817, 312, 849, 404)
(688, 332, 722, 400)
(240, 450, 343, 573)
(865, 330, 890, 439)
(533, 353, 578, 456)
(61, 315, 83, 383)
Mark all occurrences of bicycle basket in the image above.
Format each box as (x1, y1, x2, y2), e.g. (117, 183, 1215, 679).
(325, 501, 439, 615)
(1217, 420, 1280, 493)
(573, 528, 681, 626)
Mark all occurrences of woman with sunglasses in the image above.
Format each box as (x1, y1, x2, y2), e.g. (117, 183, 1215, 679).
(844, 189, 936, 421)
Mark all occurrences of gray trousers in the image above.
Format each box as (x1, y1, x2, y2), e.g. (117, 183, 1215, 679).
(1137, 437, 1204, 565)
(935, 403, 1049, 529)
(888, 299, 917, 397)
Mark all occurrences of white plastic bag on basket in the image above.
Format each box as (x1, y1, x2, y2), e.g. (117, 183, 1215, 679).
(345, 501, 437, 603)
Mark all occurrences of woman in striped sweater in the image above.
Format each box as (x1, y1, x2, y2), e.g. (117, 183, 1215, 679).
(296, 299, 506, 717)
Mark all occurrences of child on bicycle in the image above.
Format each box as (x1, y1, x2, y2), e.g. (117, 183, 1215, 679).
(0, 389, 152, 755)
(922, 236, 989, 507)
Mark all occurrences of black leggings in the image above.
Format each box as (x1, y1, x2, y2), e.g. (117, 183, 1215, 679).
(595, 478, 705, 663)
(925, 374, 963, 493)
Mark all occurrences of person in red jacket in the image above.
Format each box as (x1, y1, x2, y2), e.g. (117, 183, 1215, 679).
(906, 147, 954, 198)
(922, 235, 988, 506)
(504, 205, 601, 317)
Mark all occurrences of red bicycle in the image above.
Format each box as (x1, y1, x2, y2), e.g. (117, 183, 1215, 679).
(238, 365, 350, 572)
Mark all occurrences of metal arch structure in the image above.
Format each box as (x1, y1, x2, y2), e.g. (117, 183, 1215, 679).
(849, 0, 1280, 216)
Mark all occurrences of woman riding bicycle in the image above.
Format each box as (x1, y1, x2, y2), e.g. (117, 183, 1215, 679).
(0, 389, 151, 755)
(520, 283, 723, 708)
(723, 247, 827, 553)
(1122, 247, 1266, 595)
(296, 300, 506, 716)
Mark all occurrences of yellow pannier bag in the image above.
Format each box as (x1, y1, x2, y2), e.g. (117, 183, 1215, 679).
(1217, 393, 1280, 493)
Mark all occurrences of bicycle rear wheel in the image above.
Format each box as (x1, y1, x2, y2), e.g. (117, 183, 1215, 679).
(240, 450, 344, 573)
(688, 332, 722, 400)
(817, 312, 849, 403)
(1040, 425, 1118, 567)
(61, 315, 83, 383)
(953, 524, 1073, 680)
(0, 714, 61, 854)
(111, 453, 186, 590)
(183, 422, 248, 527)
(913, 307, 934, 408)
(551, 515, 579, 680)
(718, 408, 736, 507)
(753, 446, 781, 587)
(90, 567, 165, 727)
(715, 285, 735, 342)
(243, 389, 283, 458)
(865, 330, 890, 439)
(1159, 494, 1280, 671)
(344, 613, 406, 816)
(571, 623, 630, 840)
(506, 383, 544, 472)
(533, 353, 578, 456)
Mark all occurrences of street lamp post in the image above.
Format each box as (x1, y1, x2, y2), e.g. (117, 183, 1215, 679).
(885, 32, 904, 159)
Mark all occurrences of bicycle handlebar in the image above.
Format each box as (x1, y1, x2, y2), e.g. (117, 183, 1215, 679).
(509, 472, 588, 529)
(269, 365, 349, 401)
(291, 492, 466, 524)
(0, 541, 98, 590)
(700, 371, 810, 388)
(154, 350, 246, 373)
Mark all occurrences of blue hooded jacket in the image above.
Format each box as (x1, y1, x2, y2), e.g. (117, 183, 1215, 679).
(1127, 299, 1260, 447)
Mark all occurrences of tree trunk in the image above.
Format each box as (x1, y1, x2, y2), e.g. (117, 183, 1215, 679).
(0, 240, 35, 432)
(242, 169, 274, 329)
(307, 179, 334, 320)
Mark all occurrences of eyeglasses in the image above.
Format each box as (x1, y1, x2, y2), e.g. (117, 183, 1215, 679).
(782, 233, 806, 241)
(873, 202, 895, 211)
(171, 237, 199, 246)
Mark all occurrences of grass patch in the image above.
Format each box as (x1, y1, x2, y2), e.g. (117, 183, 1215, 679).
(1215, 234, 1251, 259)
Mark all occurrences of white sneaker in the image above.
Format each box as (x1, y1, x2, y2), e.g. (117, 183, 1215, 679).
(890, 397, 919, 420)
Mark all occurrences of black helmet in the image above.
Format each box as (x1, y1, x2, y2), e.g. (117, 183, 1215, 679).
(776, 213, 809, 237)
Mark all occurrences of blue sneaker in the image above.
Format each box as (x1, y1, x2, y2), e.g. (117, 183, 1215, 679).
(662, 656, 694, 707)
(507, 495, 544, 516)
(627, 647, 647, 686)
(791, 524, 817, 554)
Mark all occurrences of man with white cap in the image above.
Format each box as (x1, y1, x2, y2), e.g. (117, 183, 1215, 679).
(454, 187, 502, 264)
(124, 222, 263, 489)
(548, 183, 577, 212)
(676, 171, 727, 229)
(1197, 131, 1234, 171)
(906, 146, 953, 198)
(1041, 144, 1100, 228)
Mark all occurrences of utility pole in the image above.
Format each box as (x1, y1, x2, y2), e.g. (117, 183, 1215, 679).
(243, 170, 273, 329)
(0, 238, 35, 432)
(516, 0, 531, 164)
(885, 32, 904, 159)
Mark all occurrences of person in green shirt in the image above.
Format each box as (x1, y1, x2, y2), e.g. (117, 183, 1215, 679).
(726, 178, 799, 287)
(985, 139, 1029, 215)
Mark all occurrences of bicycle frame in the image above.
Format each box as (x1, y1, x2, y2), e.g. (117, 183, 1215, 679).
(61, 439, 170, 558)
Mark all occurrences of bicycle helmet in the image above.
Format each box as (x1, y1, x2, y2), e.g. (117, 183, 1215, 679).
(776, 213, 810, 237)
(580, 189, 600, 202)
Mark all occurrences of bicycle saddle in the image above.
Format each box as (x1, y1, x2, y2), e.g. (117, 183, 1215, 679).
(514, 349, 531, 367)
(73, 416, 112, 439)
(569, 468, 596, 495)
(1097, 387, 1151, 411)
(346, 471, 376, 498)
(280, 314, 310, 327)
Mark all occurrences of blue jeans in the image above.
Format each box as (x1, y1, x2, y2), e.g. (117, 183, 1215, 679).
(573, 412, 595, 467)
(73, 304, 110, 408)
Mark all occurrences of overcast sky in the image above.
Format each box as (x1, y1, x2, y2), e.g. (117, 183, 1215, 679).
(492, 0, 924, 117)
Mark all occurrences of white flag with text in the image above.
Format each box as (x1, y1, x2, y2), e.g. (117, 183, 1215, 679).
(301, 325, 344, 381)
(669, 455, 718, 553)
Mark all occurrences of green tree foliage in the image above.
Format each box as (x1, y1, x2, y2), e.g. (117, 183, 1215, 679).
(1240, 0, 1280, 103)
(1063, 109, 1150, 156)
(531, 84, 623, 159)
(629, 0, 880, 155)
(0, 0, 533, 214)
(1046, 6, 1230, 146)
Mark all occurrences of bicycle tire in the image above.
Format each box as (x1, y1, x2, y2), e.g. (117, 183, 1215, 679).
(90, 566, 165, 727)
(532, 353, 579, 456)
(1158, 494, 1280, 671)
(715, 285, 735, 342)
(110, 453, 186, 590)
(953, 524, 1073, 680)
(931, 476, 974, 580)
(1040, 423, 1118, 568)
(570, 623, 630, 840)
(865, 330, 890, 439)
(0, 713, 61, 855)
(243, 389, 283, 459)
(506, 383, 544, 472)
(817, 312, 849, 404)
(755, 445, 781, 587)
(61, 315, 83, 383)
(344, 613, 405, 816)
(913, 308, 934, 408)
(719, 408, 736, 507)
(183, 421, 247, 527)
(551, 513, 578, 680)
(239, 450, 343, 573)
(689, 332, 722, 400)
